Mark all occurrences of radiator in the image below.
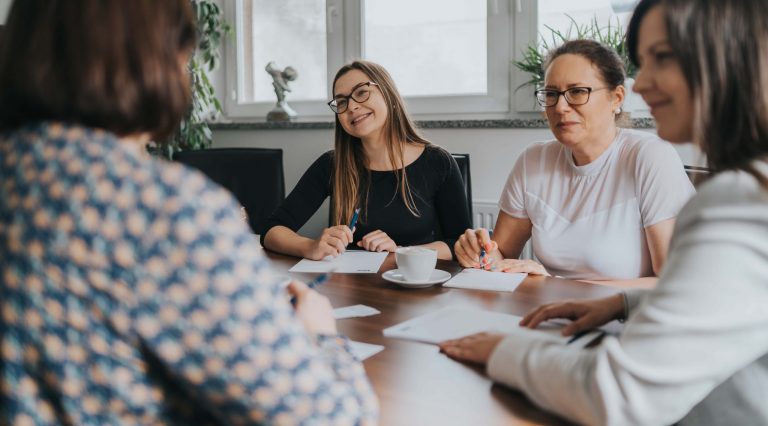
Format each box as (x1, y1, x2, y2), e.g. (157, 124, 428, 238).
(472, 200, 498, 230)
(471, 200, 534, 260)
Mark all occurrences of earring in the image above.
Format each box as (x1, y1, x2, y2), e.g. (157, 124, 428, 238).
(614, 107, 622, 114)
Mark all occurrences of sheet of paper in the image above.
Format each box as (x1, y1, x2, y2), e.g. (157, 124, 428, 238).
(348, 341, 384, 361)
(288, 251, 388, 273)
(443, 268, 526, 292)
(334, 304, 381, 319)
(383, 306, 601, 348)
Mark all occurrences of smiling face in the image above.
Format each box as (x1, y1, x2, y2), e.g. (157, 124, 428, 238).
(543, 53, 624, 150)
(333, 69, 389, 140)
(632, 5, 693, 143)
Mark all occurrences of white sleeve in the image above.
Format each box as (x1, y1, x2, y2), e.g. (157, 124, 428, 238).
(486, 186, 768, 425)
(633, 140, 695, 227)
(498, 150, 528, 219)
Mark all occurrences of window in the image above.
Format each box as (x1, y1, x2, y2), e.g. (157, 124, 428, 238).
(237, 0, 328, 104)
(224, 0, 510, 119)
(223, 0, 640, 120)
(363, 0, 487, 97)
(539, 0, 633, 40)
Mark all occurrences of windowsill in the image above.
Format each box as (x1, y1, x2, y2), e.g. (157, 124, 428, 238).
(209, 117, 656, 131)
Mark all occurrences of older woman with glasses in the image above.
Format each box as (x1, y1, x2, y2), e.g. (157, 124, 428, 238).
(262, 60, 471, 260)
(455, 39, 694, 287)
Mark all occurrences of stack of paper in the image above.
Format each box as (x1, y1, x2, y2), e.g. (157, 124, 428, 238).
(289, 251, 388, 273)
(443, 269, 526, 292)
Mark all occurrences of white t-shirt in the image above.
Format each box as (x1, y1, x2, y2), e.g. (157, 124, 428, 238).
(487, 161, 768, 426)
(498, 128, 695, 280)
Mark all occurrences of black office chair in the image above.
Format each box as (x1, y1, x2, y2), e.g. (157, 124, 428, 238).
(174, 148, 285, 234)
(684, 165, 711, 187)
(452, 153, 473, 219)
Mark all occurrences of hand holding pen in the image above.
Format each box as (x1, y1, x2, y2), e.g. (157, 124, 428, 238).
(308, 208, 359, 260)
(454, 227, 498, 269)
(290, 272, 331, 306)
(479, 230, 494, 269)
(286, 277, 337, 335)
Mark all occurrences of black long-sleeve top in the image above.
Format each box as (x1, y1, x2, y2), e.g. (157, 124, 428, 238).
(262, 145, 472, 255)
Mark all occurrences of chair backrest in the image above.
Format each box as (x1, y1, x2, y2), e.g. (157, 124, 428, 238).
(684, 165, 711, 187)
(451, 153, 473, 219)
(174, 148, 285, 233)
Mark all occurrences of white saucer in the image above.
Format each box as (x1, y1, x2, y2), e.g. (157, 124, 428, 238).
(381, 269, 452, 288)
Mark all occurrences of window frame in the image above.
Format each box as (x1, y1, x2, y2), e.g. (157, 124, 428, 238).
(222, 0, 547, 120)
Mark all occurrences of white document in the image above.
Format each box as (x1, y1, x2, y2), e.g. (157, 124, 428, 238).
(443, 268, 526, 292)
(334, 304, 381, 319)
(383, 306, 601, 348)
(289, 251, 388, 273)
(348, 341, 384, 361)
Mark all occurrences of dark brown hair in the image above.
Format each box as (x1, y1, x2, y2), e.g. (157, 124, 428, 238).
(627, 0, 768, 186)
(330, 60, 430, 226)
(0, 0, 196, 140)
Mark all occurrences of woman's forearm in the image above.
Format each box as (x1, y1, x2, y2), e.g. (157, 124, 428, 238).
(263, 225, 316, 258)
(419, 241, 452, 260)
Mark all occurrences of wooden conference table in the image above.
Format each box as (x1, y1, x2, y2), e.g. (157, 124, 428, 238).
(265, 249, 621, 426)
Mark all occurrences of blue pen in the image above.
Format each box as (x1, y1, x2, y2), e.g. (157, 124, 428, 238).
(479, 230, 493, 268)
(349, 207, 360, 230)
(290, 272, 331, 306)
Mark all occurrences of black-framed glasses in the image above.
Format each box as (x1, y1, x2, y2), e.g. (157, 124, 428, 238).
(534, 87, 610, 107)
(328, 81, 379, 114)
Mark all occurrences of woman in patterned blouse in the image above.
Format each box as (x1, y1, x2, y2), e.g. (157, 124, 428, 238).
(0, 1, 377, 424)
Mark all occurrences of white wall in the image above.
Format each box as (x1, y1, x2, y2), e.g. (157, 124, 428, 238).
(0, 0, 12, 24)
(212, 127, 703, 238)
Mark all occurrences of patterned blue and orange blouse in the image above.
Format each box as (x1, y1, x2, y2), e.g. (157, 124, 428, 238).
(0, 122, 378, 425)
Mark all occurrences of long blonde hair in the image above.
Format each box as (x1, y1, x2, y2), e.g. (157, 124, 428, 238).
(330, 60, 430, 226)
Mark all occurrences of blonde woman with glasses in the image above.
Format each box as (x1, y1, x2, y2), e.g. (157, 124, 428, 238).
(455, 39, 695, 288)
(263, 60, 471, 260)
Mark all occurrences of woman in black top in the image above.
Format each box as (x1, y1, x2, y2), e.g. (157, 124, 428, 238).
(262, 61, 471, 260)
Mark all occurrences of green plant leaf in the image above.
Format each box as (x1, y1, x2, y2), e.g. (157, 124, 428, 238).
(156, 0, 232, 158)
(513, 13, 637, 93)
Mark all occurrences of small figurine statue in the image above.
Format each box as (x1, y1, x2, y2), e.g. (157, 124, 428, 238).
(265, 61, 298, 121)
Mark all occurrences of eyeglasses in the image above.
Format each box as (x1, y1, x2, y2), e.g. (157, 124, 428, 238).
(534, 87, 610, 107)
(328, 81, 379, 114)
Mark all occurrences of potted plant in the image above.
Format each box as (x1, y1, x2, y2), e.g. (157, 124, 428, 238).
(514, 16, 637, 92)
(150, 0, 231, 159)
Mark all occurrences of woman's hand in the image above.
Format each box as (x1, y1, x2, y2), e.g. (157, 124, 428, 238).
(488, 258, 549, 276)
(357, 230, 397, 252)
(287, 281, 337, 335)
(305, 225, 354, 260)
(438, 332, 505, 365)
(454, 228, 499, 268)
(519, 293, 625, 336)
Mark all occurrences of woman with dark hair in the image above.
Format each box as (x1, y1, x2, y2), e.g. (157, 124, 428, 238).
(455, 39, 694, 287)
(0, 1, 377, 424)
(263, 60, 471, 260)
(440, 0, 768, 424)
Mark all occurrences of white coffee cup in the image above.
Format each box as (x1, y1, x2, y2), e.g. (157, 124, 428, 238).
(395, 247, 437, 282)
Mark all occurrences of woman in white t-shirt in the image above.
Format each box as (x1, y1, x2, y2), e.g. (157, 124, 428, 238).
(455, 39, 694, 287)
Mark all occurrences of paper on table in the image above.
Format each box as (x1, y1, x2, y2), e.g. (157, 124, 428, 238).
(334, 304, 381, 319)
(443, 268, 526, 292)
(348, 341, 384, 361)
(383, 306, 601, 348)
(289, 251, 388, 273)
